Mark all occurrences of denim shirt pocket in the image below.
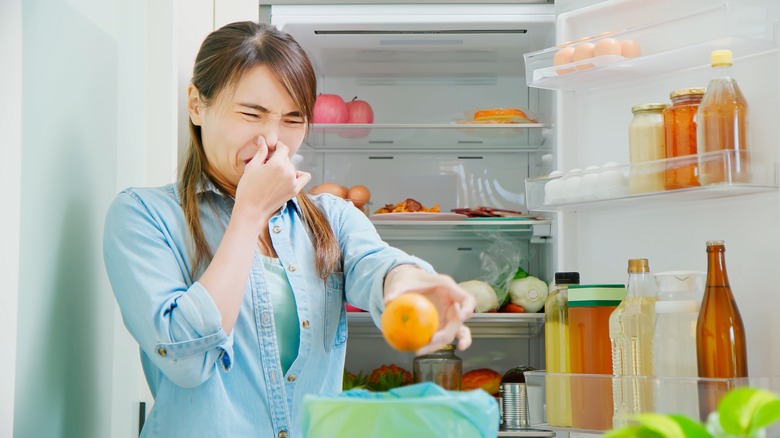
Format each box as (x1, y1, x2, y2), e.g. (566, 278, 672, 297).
(323, 272, 347, 352)
(153, 331, 228, 359)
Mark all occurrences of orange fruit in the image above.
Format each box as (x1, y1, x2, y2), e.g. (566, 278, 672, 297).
(381, 293, 439, 352)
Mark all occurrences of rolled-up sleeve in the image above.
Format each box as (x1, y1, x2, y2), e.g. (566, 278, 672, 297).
(103, 191, 233, 388)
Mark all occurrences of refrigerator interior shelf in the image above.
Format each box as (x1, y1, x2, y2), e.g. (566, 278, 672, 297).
(346, 312, 544, 339)
(525, 150, 778, 212)
(305, 123, 549, 151)
(524, 1, 777, 91)
(370, 218, 552, 240)
(522, 371, 780, 434)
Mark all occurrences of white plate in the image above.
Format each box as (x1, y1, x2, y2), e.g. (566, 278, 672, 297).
(369, 212, 469, 221)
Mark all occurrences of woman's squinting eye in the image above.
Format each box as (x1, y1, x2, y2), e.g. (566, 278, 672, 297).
(240, 112, 261, 119)
(285, 118, 305, 126)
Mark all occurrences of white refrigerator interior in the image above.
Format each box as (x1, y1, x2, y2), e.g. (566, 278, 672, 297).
(200, 0, 780, 435)
(272, 3, 557, 380)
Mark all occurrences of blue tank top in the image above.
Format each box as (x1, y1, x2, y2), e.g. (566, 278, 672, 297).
(260, 255, 300, 374)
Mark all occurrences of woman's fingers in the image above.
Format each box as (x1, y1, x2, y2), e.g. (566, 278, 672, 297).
(455, 323, 472, 351)
(294, 171, 312, 193)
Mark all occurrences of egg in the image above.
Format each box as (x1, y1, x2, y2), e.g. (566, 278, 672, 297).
(572, 43, 595, 70)
(553, 47, 576, 75)
(620, 39, 641, 58)
(347, 185, 371, 208)
(310, 182, 346, 198)
(598, 162, 628, 198)
(581, 166, 601, 200)
(594, 38, 622, 57)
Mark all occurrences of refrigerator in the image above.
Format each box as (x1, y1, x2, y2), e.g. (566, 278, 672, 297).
(250, 0, 779, 435)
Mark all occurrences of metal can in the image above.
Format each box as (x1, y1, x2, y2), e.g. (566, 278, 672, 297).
(499, 365, 536, 430)
(412, 344, 462, 390)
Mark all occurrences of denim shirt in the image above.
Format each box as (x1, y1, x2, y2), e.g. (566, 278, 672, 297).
(103, 182, 432, 437)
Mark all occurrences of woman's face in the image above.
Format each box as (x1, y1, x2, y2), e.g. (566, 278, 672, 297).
(188, 65, 307, 190)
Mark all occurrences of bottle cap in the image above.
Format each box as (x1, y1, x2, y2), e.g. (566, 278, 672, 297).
(628, 258, 650, 273)
(706, 240, 725, 247)
(711, 49, 733, 67)
(654, 271, 705, 295)
(655, 299, 698, 314)
(631, 103, 667, 113)
(554, 272, 580, 285)
(669, 88, 706, 99)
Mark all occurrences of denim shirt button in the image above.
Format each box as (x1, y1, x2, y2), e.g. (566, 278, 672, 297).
(270, 370, 277, 382)
(287, 374, 297, 382)
(288, 264, 297, 272)
(278, 430, 288, 438)
(301, 320, 310, 329)
(156, 346, 167, 357)
(272, 225, 281, 234)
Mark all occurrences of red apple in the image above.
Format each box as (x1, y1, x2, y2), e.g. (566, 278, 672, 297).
(345, 97, 374, 123)
(312, 94, 348, 124)
(340, 97, 374, 138)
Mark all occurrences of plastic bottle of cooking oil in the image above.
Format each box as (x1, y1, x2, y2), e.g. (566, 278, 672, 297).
(610, 259, 657, 428)
(543, 272, 580, 427)
(697, 49, 751, 185)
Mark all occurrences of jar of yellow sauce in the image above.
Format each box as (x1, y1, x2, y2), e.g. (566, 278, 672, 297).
(628, 103, 668, 194)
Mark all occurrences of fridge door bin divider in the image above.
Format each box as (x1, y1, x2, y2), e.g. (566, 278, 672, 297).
(524, 150, 778, 212)
(346, 312, 544, 339)
(305, 123, 550, 152)
(521, 371, 780, 434)
(523, 1, 777, 91)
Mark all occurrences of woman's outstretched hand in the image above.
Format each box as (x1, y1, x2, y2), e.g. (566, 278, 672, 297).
(383, 265, 476, 356)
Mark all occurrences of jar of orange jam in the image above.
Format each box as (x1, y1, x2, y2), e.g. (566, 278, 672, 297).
(663, 88, 705, 189)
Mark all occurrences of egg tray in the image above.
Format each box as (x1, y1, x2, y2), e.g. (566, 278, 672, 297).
(522, 1, 776, 91)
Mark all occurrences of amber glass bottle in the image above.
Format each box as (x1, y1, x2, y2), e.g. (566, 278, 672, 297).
(696, 240, 748, 419)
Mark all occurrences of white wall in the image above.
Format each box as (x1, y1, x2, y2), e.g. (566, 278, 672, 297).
(6, 0, 186, 437)
(0, 0, 22, 437)
(13, 0, 122, 436)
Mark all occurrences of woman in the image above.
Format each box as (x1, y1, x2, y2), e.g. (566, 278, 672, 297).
(103, 21, 475, 437)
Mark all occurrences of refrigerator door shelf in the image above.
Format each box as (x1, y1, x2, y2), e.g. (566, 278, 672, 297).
(525, 150, 778, 212)
(524, 1, 777, 91)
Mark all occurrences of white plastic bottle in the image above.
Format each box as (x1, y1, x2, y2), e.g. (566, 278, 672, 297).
(652, 271, 704, 419)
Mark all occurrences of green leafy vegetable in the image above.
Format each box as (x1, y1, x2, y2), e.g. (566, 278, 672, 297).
(606, 386, 780, 438)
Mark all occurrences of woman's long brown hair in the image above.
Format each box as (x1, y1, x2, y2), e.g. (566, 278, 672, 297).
(180, 21, 340, 279)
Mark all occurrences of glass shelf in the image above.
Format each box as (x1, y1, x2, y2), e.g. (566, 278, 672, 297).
(370, 218, 552, 240)
(525, 150, 778, 212)
(524, 1, 777, 91)
(347, 312, 544, 339)
(305, 123, 549, 152)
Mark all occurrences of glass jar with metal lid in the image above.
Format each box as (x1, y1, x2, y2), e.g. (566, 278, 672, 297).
(412, 344, 462, 390)
(663, 88, 706, 190)
(629, 103, 668, 195)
